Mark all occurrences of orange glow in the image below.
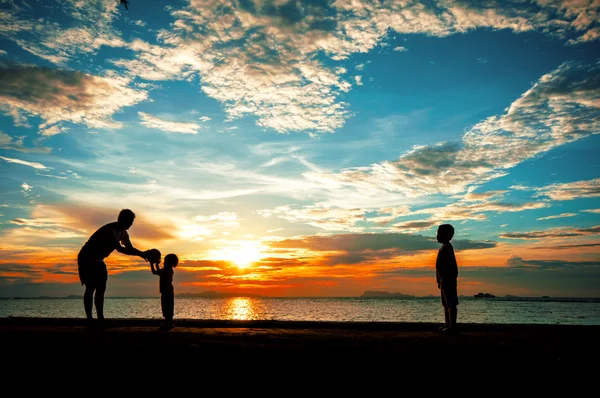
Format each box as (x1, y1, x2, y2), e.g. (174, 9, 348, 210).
(207, 241, 265, 268)
(225, 297, 256, 320)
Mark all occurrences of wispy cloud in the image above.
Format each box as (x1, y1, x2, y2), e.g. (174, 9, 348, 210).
(537, 213, 577, 220)
(258, 205, 367, 232)
(0, 0, 124, 65)
(138, 112, 202, 134)
(0, 132, 51, 153)
(525, 178, 600, 201)
(582, 209, 600, 214)
(0, 155, 47, 170)
(304, 61, 600, 196)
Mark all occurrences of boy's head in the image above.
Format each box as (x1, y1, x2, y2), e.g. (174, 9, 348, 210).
(437, 224, 454, 243)
(164, 253, 179, 268)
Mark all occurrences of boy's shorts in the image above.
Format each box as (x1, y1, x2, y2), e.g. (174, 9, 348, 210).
(441, 282, 459, 307)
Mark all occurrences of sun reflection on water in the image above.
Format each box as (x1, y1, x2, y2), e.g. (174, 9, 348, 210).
(225, 297, 256, 320)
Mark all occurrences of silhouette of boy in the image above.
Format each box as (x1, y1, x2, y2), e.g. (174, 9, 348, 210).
(77, 209, 150, 326)
(436, 224, 459, 333)
(150, 253, 179, 330)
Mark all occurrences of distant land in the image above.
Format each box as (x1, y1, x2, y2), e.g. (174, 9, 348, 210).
(361, 291, 414, 298)
(0, 292, 599, 303)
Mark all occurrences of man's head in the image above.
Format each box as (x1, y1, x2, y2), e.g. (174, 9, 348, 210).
(117, 209, 135, 229)
(437, 224, 454, 244)
(164, 253, 179, 268)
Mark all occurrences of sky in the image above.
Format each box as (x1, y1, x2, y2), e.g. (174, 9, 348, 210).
(0, 0, 599, 298)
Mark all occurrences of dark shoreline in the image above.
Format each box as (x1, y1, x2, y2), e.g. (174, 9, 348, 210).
(3, 317, 599, 367)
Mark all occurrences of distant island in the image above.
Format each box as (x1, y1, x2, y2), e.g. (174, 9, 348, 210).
(361, 291, 413, 298)
(474, 292, 496, 298)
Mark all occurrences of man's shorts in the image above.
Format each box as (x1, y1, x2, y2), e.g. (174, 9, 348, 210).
(441, 282, 459, 307)
(77, 257, 108, 288)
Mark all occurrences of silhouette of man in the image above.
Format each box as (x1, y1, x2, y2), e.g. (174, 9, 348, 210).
(77, 209, 149, 326)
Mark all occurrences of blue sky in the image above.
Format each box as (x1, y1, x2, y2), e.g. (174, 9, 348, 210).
(0, 0, 599, 297)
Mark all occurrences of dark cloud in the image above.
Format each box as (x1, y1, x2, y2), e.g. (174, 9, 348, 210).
(500, 225, 600, 239)
(0, 263, 39, 278)
(269, 232, 495, 252)
(0, 63, 146, 132)
(531, 243, 600, 250)
(506, 256, 600, 270)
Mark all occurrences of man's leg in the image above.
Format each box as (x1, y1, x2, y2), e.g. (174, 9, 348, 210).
(95, 283, 106, 321)
(94, 267, 108, 322)
(83, 284, 96, 321)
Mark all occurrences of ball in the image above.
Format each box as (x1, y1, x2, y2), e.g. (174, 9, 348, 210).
(147, 248, 161, 264)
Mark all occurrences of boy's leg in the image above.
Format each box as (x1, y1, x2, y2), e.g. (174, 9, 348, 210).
(450, 306, 457, 328)
(165, 294, 174, 327)
(439, 287, 449, 330)
(160, 294, 174, 330)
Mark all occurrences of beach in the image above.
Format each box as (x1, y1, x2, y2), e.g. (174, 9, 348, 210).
(3, 317, 599, 372)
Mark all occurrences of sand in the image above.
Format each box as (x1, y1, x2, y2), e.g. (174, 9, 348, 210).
(2, 317, 598, 384)
(0, 318, 600, 397)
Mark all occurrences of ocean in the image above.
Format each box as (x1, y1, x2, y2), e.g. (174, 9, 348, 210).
(1, 296, 599, 325)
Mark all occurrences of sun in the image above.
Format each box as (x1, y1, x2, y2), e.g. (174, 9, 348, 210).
(220, 242, 264, 269)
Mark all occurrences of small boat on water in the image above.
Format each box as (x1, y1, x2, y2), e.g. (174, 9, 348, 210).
(474, 292, 495, 298)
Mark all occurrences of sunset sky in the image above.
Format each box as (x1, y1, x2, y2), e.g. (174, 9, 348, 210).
(1, 0, 599, 298)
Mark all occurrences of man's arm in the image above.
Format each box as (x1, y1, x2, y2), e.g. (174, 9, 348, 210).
(116, 233, 148, 260)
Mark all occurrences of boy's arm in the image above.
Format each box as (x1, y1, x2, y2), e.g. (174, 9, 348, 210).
(151, 263, 162, 275)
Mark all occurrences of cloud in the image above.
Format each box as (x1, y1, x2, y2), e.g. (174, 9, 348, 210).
(392, 220, 439, 232)
(20, 183, 31, 192)
(582, 209, 600, 214)
(0, 155, 47, 170)
(537, 213, 577, 220)
(4, 0, 599, 137)
(393, 46, 407, 52)
(304, 61, 600, 196)
(266, 232, 496, 266)
(500, 225, 600, 240)
(0, 203, 178, 251)
(0, 0, 124, 65)
(258, 205, 367, 232)
(108, 0, 599, 135)
(0, 64, 147, 133)
(528, 178, 600, 201)
(138, 112, 202, 134)
(506, 255, 600, 269)
(530, 242, 600, 250)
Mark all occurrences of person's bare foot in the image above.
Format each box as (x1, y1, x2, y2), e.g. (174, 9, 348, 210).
(440, 327, 458, 335)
